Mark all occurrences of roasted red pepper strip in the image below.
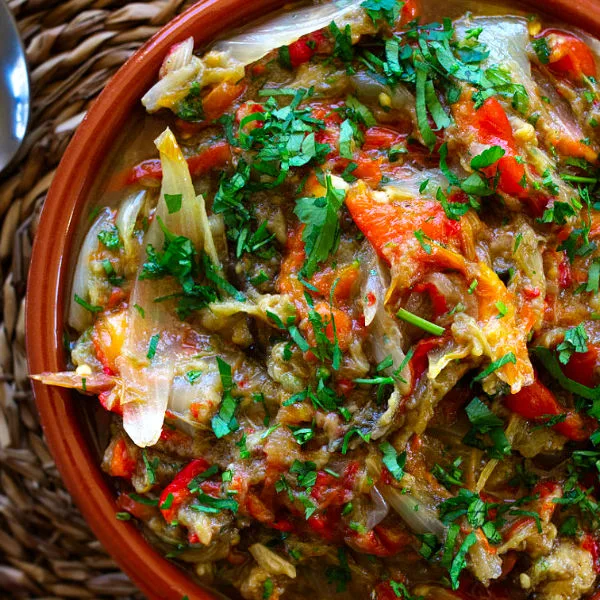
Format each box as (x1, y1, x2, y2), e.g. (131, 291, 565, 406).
(111, 141, 232, 189)
(541, 29, 597, 81)
(409, 335, 447, 390)
(159, 458, 210, 523)
(116, 492, 157, 521)
(504, 377, 594, 441)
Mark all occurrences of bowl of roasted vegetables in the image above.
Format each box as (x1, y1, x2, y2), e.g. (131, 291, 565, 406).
(27, 0, 600, 598)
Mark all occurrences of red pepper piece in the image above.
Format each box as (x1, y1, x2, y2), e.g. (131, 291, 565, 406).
(159, 458, 210, 523)
(112, 142, 232, 189)
(541, 29, 597, 81)
(582, 533, 600, 573)
(504, 378, 594, 441)
(561, 345, 598, 387)
(108, 438, 136, 479)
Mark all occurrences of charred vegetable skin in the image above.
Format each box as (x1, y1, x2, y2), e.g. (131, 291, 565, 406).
(34, 1, 600, 599)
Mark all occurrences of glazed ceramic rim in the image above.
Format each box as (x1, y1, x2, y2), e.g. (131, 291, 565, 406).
(25, 1, 600, 599)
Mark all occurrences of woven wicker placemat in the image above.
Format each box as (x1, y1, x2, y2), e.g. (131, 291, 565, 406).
(0, 1, 196, 597)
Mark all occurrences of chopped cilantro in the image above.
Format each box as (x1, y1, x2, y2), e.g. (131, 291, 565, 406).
(211, 358, 239, 439)
(380, 441, 406, 480)
(532, 37, 551, 64)
(98, 226, 122, 250)
(146, 333, 160, 360)
(164, 193, 182, 214)
(294, 176, 346, 277)
(557, 324, 589, 365)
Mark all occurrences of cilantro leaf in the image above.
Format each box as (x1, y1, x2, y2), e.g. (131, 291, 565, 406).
(164, 193, 182, 214)
(98, 226, 122, 250)
(532, 37, 551, 64)
(380, 441, 406, 481)
(294, 176, 346, 277)
(470, 145, 505, 170)
(361, 0, 401, 26)
(557, 324, 589, 365)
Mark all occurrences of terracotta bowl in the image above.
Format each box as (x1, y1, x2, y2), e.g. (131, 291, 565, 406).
(25, 0, 600, 598)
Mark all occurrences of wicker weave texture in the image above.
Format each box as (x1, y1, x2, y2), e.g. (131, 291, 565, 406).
(0, 2, 193, 597)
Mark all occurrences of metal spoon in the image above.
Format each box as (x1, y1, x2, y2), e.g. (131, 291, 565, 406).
(0, 0, 30, 175)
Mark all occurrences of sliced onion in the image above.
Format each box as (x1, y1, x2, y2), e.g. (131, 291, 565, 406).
(159, 37, 194, 79)
(384, 167, 449, 200)
(360, 243, 411, 392)
(212, 0, 361, 67)
(68, 208, 113, 333)
(30, 371, 114, 394)
(379, 484, 446, 537)
(118, 358, 174, 448)
(116, 190, 146, 260)
(366, 486, 390, 530)
(154, 128, 219, 265)
(454, 16, 535, 99)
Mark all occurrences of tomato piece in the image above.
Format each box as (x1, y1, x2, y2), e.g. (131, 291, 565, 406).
(92, 310, 128, 373)
(310, 263, 360, 303)
(307, 509, 341, 542)
(374, 582, 400, 600)
(363, 126, 406, 150)
(202, 81, 247, 121)
(542, 30, 597, 81)
(453, 95, 528, 199)
(561, 344, 598, 387)
(287, 31, 329, 68)
(400, 0, 420, 23)
(353, 155, 383, 187)
(484, 155, 526, 198)
(116, 492, 156, 521)
(305, 301, 353, 351)
(159, 458, 210, 523)
(246, 492, 275, 523)
(373, 524, 412, 553)
(504, 378, 561, 419)
(504, 378, 593, 441)
(108, 438, 136, 479)
(236, 102, 265, 130)
(186, 141, 232, 177)
(531, 480, 562, 521)
(346, 528, 406, 557)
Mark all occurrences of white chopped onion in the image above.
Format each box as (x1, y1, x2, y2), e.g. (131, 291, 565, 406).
(68, 208, 113, 333)
(212, 0, 360, 67)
